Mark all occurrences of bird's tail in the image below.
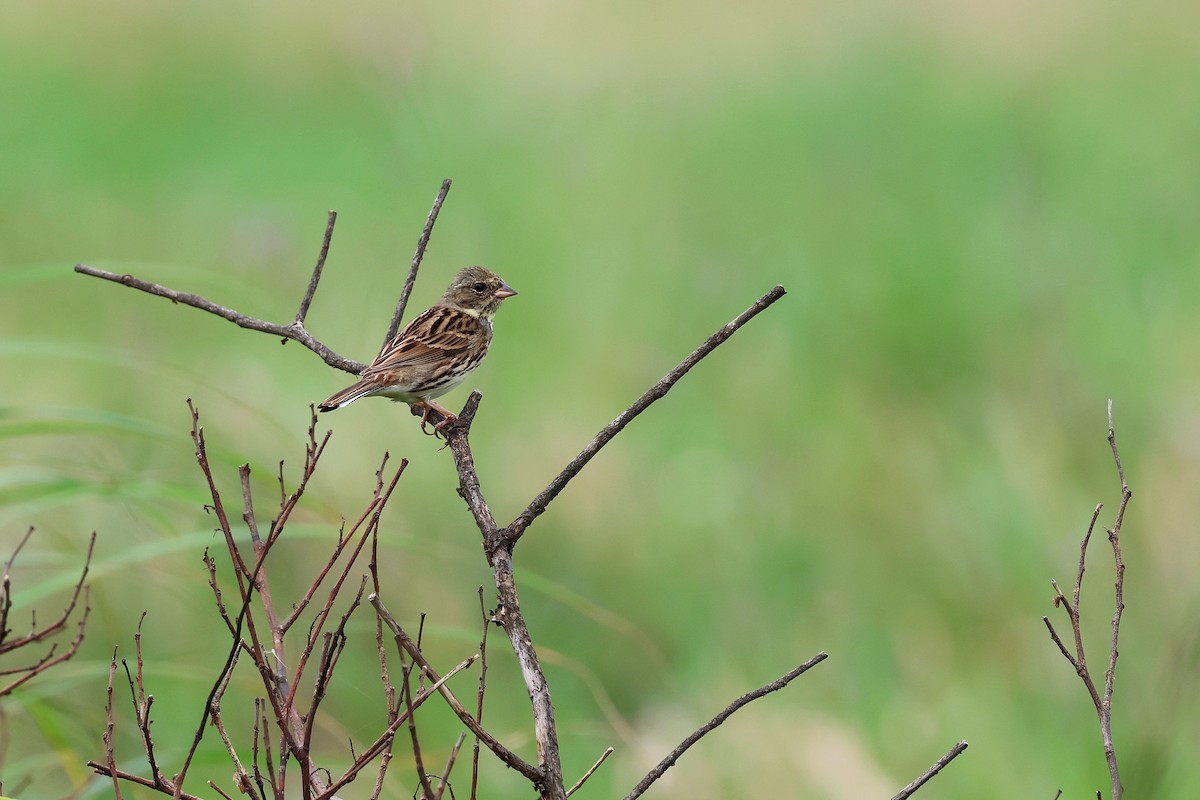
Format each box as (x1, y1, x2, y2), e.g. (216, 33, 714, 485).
(318, 380, 375, 412)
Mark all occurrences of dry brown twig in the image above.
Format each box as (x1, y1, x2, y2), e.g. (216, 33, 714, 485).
(0, 528, 93, 798)
(1043, 400, 1129, 800)
(88, 404, 414, 799)
(78, 181, 965, 799)
(889, 740, 970, 800)
(0, 527, 94, 698)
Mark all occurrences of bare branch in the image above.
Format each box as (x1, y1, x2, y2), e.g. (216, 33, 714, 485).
(504, 284, 787, 546)
(369, 593, 541, 783)
(316, 654, 480, 800)
(469, 586, 491, 800)
(402, 648, 436, 800)
(1042, 617, 1079, 672)
(102, 646, 125, 800)
(433, 732, 467, 800)
(442, 393, 497, 543)
(1101, 400, 1129, 800)
(488, 547, 563, 794)
(565, 747, 613, 797)
(1043, 402, 1130, 800)
(436, 284, 794, 800)
(384, 179, 453, 346)
(889, 740, 969, 800)
(87, 761, 207, 800)
(0, 529, 93, 697)
(624, 652, 827, 800)
(295, 210, 337, 326)
(74, 263, 365, 375)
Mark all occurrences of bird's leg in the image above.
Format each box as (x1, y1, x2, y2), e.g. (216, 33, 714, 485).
(428, 400, 458, 431)
(414, 400, 458, 436)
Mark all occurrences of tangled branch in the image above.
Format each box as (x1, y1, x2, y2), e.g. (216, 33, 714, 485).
(76, 182, 966, 799)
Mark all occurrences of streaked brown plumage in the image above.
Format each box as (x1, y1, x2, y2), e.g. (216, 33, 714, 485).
(318, 266, 516, 428)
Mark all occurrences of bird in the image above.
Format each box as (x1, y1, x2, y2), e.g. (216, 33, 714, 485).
(318, 266, 517, 431)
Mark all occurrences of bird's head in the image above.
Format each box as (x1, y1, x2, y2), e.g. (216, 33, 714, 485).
(441, 266, 517, 320)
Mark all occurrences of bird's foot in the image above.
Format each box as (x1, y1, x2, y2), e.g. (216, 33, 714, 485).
(416, 402, 457, 438)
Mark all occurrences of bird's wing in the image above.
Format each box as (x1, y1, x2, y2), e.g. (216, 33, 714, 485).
(361, 306, 482, 377)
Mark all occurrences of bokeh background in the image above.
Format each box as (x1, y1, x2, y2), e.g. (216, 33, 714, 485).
(3, 1, 1199, 797)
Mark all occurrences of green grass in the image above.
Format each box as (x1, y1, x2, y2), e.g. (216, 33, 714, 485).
(2, 2, 1199, 798)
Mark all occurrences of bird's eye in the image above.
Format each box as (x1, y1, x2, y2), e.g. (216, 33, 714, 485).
(472, 282, 488, 294)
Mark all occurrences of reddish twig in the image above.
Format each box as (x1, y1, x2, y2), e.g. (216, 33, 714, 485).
(315, 654, 479, 800)
(369, 594, 539, 783)
(283, 461, 406, 724)
(0, 529, 94, 697)
(370, 530, 399, 800)
(401, 649, 436, 800)
(469, 587, 491, 800)
(209, 649, 259, 800)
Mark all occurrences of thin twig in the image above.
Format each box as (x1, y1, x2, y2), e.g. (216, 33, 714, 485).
(0, 529, 94, 696)
(369, 594, 540, 783)
(0, 528, 35, 652)
(433, 732, 468, 800)
(209, 649, 260, 800)
(316, 654, 479, 800)
(402, 648, 436, 800)
(469, 587, 491, 800)
(624, 652, 828, 800)
(86, 762, 207, 800)
(284, 463, 406, 720)
(384, 179, 452, 347)
(565, 747, 613, 797)
(295, 210, 337, 326)
(503, 284, 787, 546)
(1101, 400, 1129, 800)
(102, 646, 126, 800)
(370, 530, 398, 800)
(889, 740, 969, 800)
(74, 263, 365, 374)
(1043, 402, 1130, 800)
(128, 613, 167, 789)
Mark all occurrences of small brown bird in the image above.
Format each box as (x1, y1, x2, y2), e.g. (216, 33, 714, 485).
(318, 266, 517, 429)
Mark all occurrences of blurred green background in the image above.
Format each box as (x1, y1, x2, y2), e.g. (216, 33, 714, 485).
(2, 1, 1199, 797)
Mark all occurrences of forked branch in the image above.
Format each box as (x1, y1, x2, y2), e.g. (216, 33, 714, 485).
(1042, 400, 1129, 800)
(0, 527, 94, 698)
(72, 184, 955, 800)
(74, 180, 455, 376)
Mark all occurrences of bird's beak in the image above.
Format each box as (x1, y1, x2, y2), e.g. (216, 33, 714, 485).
(494, 283, 518, 299)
